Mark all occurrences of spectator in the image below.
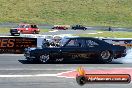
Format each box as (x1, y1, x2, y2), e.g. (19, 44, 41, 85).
(108, 26, 112, 31)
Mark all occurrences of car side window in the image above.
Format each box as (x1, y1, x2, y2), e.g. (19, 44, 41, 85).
(25, 25, 30, 28)
(86, 40, 99, 47)
(31, 25, 37, 28)
(18, 25, 24, 28)
(66, 39, 77, 47)
(66, 39, 85, 47)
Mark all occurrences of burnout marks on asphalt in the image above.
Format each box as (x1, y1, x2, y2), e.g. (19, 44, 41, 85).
(57, 68, 132, 79)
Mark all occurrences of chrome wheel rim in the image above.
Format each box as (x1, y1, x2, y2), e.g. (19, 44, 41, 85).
(101, 51, 111, 60)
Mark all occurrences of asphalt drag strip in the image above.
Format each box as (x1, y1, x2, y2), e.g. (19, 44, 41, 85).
(0, 55, 132, 88)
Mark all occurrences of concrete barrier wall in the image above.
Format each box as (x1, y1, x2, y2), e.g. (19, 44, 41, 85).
(0, 37, 37, 54)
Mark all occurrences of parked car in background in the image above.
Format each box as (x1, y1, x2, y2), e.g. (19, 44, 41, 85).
(52, 25, 69, 30)
(71, 25, 87, 30)
(10, 23, 40, 36)
(24, 37, 126, 64)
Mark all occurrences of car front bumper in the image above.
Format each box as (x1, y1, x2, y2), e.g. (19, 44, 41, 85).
(24, 51, 36, 59)
(10, 29, 20, 34)
(11, 32, 20, 34)
(114, 52, 126, 59)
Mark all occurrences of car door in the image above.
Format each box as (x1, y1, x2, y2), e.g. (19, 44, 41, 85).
(85, 39, 100, 59)
(24, 25, 30, 33)
(61, 38, 87, 62)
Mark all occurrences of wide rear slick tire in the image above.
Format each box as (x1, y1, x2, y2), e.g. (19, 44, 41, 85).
(99, 50, 113, 63)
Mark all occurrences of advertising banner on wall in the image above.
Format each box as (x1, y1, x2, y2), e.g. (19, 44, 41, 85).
(0, 37, 37, 54)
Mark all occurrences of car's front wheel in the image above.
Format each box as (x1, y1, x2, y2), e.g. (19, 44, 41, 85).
(39, 54, 50, 63)
(83, 28, 87, 30)
(99, 50, 113, 63)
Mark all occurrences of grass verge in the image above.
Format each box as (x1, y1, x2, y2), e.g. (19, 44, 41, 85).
(74, 31, 132, 38)
(0, 0, 132, 27)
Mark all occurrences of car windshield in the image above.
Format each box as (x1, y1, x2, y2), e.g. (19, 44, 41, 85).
(17, 25, 25, 28)
(59, 38, 69, 46)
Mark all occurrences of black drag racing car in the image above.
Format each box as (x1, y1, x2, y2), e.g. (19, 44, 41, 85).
(24, 37, 126, 63)
(71, 25, 87, 30)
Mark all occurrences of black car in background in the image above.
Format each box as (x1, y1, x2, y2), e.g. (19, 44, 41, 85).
(71, 25, 87, 30)
(24, 37, 126, 64)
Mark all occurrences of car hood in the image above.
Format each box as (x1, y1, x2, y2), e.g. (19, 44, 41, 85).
(10, 28, 17, 30)
(25, 47, 37, 52)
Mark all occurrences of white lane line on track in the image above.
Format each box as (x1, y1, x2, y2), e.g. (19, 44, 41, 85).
(0, 74, 57, 78)
(87, 33, 98, 34)
(56, 76, 75, 79)
(97, 32, 103, 33)
(56, 70, 75, 76)
(86, 27, 93, 28)
(87, 32, 103, 35)
(0, 68, 75, 71)
(49, 30, 58, 32)
(117, 28, 124, 29)
(0, 70, 75, 78)
(113, 68, 132, 69)
(56, 70, 76, 79)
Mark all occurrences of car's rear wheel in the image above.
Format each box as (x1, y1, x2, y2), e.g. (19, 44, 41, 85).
(33, 31, 37, 34)
(99, 50, 113, 63)
(39, 54, 50, 63)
